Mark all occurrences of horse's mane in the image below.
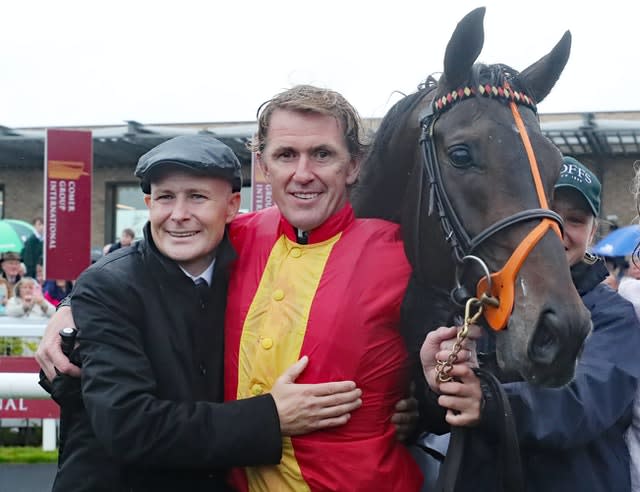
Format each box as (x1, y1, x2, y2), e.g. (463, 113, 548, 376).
(364, 76, 438, 165)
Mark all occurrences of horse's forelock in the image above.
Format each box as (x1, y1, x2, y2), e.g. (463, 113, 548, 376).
(438, 63, 530, 102)
(471, 63, 519, 87)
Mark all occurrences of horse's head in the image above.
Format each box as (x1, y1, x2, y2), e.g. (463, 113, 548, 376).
(353, 8, 591, 387)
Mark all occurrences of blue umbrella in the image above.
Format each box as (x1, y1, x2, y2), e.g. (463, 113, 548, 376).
(592, 225, 640, 257)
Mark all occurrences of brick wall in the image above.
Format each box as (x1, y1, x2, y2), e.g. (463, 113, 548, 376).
(600, 156, 640, 228)
(1, 168, 44, 225)
(3, 115, 640, 249)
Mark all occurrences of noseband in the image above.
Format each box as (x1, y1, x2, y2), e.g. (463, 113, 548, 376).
(419, 82, 563, 331)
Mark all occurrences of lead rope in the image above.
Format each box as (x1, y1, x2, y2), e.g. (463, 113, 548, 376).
(435, 296, 486, 383)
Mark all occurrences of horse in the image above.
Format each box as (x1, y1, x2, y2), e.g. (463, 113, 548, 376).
(351, 7, 592, 389)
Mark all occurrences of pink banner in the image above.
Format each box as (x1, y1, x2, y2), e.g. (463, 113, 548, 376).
(0, 357, 59, 418)
(251, 151, 273, 211)
(45, 129, 93, 280)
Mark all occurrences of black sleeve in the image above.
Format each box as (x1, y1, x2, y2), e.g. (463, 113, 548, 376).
(73, 265, 282, 469)
(56, 294, 72, 310)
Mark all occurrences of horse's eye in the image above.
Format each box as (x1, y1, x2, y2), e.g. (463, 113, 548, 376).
(447, 146, 473, 168)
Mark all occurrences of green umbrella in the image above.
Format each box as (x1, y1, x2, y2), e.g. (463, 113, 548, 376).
(0, 219, 36, 253)
(5, 219, 36, 243)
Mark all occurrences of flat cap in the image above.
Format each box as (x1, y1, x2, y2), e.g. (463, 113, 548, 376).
(135, 135, 242, 193)
(1, 251, 21, 262)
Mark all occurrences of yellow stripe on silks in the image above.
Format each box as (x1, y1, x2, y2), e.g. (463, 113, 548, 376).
(236, 233, 341, 492)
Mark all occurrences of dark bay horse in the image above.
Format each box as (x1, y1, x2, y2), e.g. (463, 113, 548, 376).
(351, 8, 591, 387)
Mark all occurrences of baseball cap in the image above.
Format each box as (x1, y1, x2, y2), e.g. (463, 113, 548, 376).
(135, 135, 242, 193)
(554, 156, 601, 216)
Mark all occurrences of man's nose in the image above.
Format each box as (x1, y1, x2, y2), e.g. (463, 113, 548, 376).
(292, 155, 314, 182)
(170, 196, 190, 220)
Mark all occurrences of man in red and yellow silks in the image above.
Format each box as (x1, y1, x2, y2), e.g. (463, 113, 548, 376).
(224, 86, 423, 491)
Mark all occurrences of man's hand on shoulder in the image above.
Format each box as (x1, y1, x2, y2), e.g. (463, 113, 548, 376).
(36, 306, 81, 381)
(270, 356, 363, 436)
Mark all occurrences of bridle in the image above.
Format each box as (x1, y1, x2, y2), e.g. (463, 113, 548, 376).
(419, 81, 563, 331)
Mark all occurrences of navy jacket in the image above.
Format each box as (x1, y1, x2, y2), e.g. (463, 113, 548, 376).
(463, 259, 640, 492)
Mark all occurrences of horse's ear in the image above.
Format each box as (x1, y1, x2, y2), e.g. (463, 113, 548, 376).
(516, 31, 571, 104)
(442, 7, 486, 89)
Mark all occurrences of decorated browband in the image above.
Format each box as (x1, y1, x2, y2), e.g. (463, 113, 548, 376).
(433, 83, 537, 114)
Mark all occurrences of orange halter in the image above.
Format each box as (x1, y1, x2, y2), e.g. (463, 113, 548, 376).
(477, 96, 562, 330)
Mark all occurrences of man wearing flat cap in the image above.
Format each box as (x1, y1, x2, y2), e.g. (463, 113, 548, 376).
(42, 135, 361, 492)
(1, 251, 23, 293)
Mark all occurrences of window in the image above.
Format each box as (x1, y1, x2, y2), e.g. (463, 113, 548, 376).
(105, 183, 146, 243)
(240, 185, 252, 213)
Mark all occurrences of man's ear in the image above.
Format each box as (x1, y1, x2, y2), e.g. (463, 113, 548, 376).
(346, 158, 361, 186)
(226, 192, 242, 223)
(143, 194, 151, 210)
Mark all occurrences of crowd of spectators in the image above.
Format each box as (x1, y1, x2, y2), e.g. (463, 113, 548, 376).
(0, 225, 140, 355)
(0, 218, 74, 354)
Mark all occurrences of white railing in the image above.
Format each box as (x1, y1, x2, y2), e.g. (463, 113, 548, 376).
(0, 318, 48, 398)
(0, 321, 47, 337)
(0, 318, 56, 450)
(0, 373, 48, 398)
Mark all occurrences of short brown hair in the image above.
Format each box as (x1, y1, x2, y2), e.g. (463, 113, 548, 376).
(252, 85, 367, 161)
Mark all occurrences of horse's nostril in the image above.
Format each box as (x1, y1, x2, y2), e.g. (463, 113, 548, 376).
(534, 329, 556, 350)
(528, 311, 561, 366)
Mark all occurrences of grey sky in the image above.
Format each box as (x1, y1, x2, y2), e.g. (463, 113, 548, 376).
(2, 0, 637, 128)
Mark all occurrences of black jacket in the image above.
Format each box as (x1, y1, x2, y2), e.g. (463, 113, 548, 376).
(53, 223, 282, 492)
(21, 232, 43, 278)
(106, 241, 126, 254)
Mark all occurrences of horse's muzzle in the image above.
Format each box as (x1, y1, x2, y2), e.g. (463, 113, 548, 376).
(526, 307, 591, 387)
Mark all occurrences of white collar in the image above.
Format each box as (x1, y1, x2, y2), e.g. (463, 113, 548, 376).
(180, 259, 215, 286)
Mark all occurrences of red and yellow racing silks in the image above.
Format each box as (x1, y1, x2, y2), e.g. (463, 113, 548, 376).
(225, 204, 423, 491)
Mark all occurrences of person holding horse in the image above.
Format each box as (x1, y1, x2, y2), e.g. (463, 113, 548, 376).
(453, 156, 640, 492)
